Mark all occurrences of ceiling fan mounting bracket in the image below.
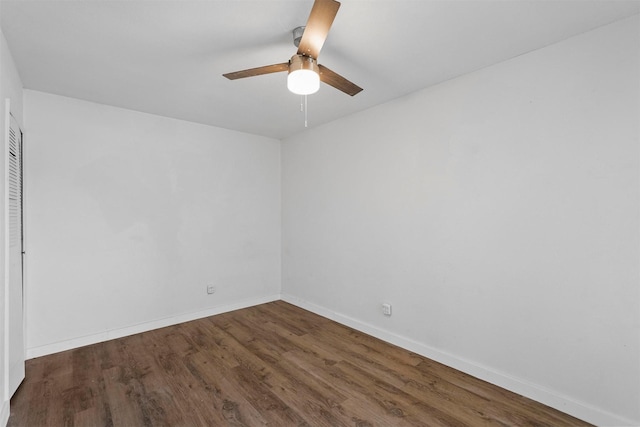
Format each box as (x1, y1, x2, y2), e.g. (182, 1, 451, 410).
(292, 26, 305, 48)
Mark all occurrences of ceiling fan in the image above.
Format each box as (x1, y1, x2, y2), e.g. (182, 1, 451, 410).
(223, 0, 363, 97)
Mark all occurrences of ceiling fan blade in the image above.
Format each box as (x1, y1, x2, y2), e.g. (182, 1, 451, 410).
(297, 0, 340, 59)
(318, 64, 363, 96)
(223, 63, 289, 80)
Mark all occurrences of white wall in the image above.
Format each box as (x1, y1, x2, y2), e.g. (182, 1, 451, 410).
(23, 91, 281, 357)
(0, 28, 24, 426)
(282, 15, 640, 426)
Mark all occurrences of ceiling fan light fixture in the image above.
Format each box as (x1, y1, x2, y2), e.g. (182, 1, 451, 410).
(288, 54, 320, 95)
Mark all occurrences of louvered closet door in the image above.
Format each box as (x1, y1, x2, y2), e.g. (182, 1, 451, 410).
(7, 112, 25, 396)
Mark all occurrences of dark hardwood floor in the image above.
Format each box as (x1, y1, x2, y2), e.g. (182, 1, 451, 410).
(9, 301, 591, 426)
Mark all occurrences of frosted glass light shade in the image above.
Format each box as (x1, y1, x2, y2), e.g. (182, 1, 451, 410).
(288, 54, 320, 95)
(288, 69, 320, 95)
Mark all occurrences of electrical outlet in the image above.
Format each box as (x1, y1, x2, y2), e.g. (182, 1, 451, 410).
(382, 303, 392, 316)
(207, 285, 216, 295)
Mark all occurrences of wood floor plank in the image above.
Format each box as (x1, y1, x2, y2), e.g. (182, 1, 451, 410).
(302, 324, 502, 425)
(9, 301, 593, 427)
(186, 351, 270, 426)
(185, 330, 305, 425)
(282, 349, 417, 427)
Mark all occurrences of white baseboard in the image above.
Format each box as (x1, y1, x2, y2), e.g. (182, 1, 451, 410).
(281, 293, 637, 427)
(26, 294, 281, 359)
(1, 399, 9, 427)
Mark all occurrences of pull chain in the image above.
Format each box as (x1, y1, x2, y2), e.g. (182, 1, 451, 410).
(300, 95, 309, 128)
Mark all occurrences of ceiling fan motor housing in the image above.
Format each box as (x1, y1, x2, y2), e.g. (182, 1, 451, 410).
(289, 54, 318, 73)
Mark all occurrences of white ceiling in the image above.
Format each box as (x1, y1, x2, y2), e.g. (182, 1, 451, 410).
(1, 0, 639, 139)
